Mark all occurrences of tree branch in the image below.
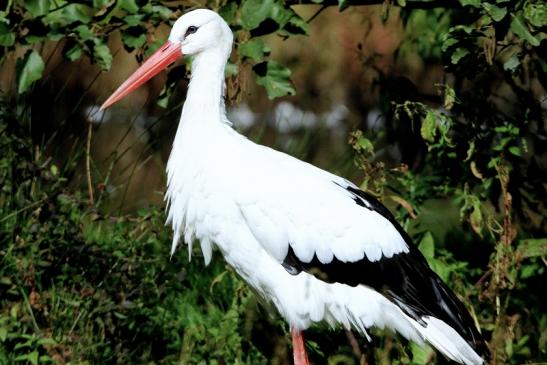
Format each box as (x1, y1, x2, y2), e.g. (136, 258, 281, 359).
(286, 0, 461, 10)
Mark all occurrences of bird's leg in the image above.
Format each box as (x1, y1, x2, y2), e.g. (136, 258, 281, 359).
(291, 327, 310, 365)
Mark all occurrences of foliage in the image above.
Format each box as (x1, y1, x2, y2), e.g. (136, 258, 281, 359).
(0, 0, 307, 100)
(0, 104, 271, 364)
(352, 1, 546, 363)
(0, 0, 546, 364)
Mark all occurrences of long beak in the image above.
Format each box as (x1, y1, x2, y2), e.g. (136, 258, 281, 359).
(100, 41, 183, 110)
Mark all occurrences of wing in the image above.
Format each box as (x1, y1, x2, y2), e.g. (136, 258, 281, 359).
(234, 143, 409, 264)
(234, 142, 485, 356)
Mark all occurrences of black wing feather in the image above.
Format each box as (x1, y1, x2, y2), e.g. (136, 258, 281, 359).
(282, 184, 486, 357)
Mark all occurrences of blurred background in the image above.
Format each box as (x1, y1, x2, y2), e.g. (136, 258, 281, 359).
(0, 0, 545, 364)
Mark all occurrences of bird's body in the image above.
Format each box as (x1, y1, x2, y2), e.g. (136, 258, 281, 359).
(102, 9, 485, 365)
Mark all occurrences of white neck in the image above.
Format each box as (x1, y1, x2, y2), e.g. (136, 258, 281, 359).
(179, 47, 228, 130)
(166, 46, 232, 188)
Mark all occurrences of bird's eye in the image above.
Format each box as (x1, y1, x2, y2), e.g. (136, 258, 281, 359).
(185, 26, 198, 37)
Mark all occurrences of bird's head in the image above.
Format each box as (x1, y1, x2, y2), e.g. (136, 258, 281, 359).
(101, 9, 232, 110)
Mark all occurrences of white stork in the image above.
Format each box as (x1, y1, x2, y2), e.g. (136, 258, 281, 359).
(101, 9, 485, 365)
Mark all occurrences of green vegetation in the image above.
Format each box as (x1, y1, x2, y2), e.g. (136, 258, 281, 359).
(1, 0, 545, 364)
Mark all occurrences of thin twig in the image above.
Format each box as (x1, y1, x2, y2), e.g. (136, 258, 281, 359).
(86, 121, 95, 205)
(306, 5, 328, 23)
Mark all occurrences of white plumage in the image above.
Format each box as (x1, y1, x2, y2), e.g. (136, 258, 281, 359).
(102, 9, 485, 365)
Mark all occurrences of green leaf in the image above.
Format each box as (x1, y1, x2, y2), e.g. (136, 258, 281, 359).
(238, 38, 270, 61)
(508, 145, 521, 156)
(17, 50, 45, 94)
(511, 16, 540, 46)
(74, 24, 94, 41)
(240, 0, 276, 30)
(149, 5, 172, 21)
(397, 0, 406, 7)
(418, 232, 435, 260)
(119, 0, 139, 13)
(470, 201, 482, 236)
(225, 62, 238, 76)
(93, 0, 110, 9)
(503, 54, 520, 72)
(410, 342, 434, 365)
(517, 239, 547, 258)
(25, 0, 51, 17)
(218, 2, 237, 24)
(483, 3, 507, 22)
(451, 47, 469, 64)
(144, 37, 166, 57)
(0, 327, 7, 342)
(122, 27, 146, 51)
(421, 111, 437, 143)
(15, 351, 39, 365)
(44, 4, 91, 26)
(524, 3, 547, 28)
(0, 23, 15, 46)
(64, 43, 82, 61)
(93, 40, 112, 70)
(444, 85, 456, 110)
(123, 14, 145, 26)
(338, 0, 349, 11)
(459, 0, 480, 7)
(283, 12, 309, 36)
(253, 61, 295, 99)
(356, 137, 374, 154)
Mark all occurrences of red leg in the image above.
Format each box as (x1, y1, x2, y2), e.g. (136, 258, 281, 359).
(291, 327, 310, 365)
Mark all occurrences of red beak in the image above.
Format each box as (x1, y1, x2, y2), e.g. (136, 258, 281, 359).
(100, 41, 183, 110)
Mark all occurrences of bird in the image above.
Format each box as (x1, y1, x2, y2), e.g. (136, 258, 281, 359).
(101, 9, 486, 365)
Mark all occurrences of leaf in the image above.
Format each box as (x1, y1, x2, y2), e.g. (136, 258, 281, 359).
(443, 85, 456, 110)
(74, 24, 94, 41)
(225, 62, 238, 76)
(418, 232, 435, 260)
(240, 0, 276, 30)
(119, 0, 139, 13)
(93, 0, 110, 9)
(355, 136, 374, 154)
(421, 111, 437, 143)
(459, 0, 480, 7)
(15, 351, 39, 365)
(44, 4, 91, 26)
(238, 38, 270, 61)
(338, 0, 349, 11)
(389, 195, 417, 219)
(121, 27, 146, 51)
(93, 40, 112, 70)
(508, 145, 522, 156)
(0, 327, 7, 342)
(0, 23, 15, 46)
(63, 43, 82, 61)
(24, 0, 51, 17)
(410, 342, 434, 365)
(283, 12, 309, 36)
(482, 3, 507, 22)
(17, 50, 45, 94)
(517, 239, 547, 259)
(144, 37, 166, 57)
(524, 3, 547, 28)
(218, 2, 237, 24)
(503, 54, 520, 72)
(149, 5, 172, 21)
(511, 16, 540, 46)
(451, 47, 469, 64)
(123, 14, 145, 27)
(253, 61, 295, 99)
(470, 201, 482, 236)
(470, 161, 484, 180)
